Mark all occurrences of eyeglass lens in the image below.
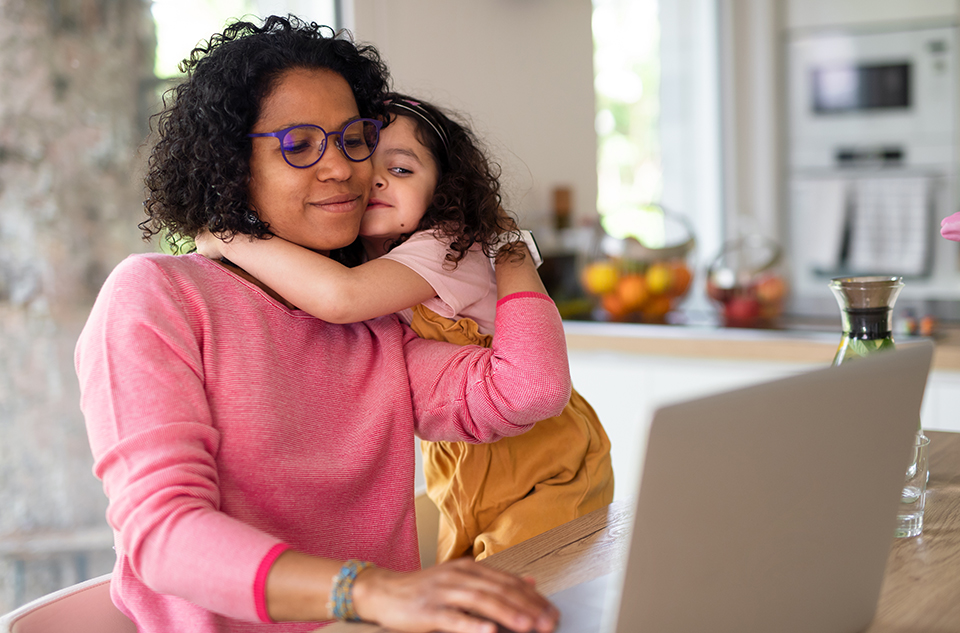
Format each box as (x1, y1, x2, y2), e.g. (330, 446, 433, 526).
(280, 119, 379, 167)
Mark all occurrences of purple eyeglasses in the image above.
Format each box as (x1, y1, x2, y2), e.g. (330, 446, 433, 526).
(248, 118, 383, 168)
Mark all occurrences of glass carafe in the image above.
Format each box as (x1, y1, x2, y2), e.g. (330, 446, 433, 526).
(829, 276, 902, 365)
(829, 276, 927, 537)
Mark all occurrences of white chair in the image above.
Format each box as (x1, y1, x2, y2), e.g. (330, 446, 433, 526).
(0, 573, 135, 633)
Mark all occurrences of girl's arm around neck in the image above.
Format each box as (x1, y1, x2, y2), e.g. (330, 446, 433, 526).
(196, 233, 436, 323)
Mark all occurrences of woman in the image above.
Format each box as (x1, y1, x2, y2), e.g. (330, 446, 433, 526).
(76, 16, 564, 633)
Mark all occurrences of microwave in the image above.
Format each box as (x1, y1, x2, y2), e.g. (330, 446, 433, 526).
(787, 26, 956, 170)
(785, 25, 960, 313)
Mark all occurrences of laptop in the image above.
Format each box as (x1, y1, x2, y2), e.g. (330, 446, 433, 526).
(550, 341, 933, 633)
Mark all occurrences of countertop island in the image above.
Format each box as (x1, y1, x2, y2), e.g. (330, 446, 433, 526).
(562, 318, 960, 371)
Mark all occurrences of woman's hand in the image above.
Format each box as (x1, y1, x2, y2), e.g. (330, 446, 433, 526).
(353, 558, 559, 633)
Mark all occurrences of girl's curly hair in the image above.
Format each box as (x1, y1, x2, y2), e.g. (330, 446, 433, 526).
(382, 93, 518, 267)
(140, 15, 390, 255)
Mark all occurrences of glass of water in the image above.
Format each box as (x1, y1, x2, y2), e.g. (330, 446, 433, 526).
(896, 433, 931, 538)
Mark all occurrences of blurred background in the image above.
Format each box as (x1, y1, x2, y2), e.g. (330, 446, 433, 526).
(3, 0, 959, 610)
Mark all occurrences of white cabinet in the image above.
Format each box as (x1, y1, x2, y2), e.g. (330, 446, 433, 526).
(568, 349, 959, 501)
(920, 370, 960, 432)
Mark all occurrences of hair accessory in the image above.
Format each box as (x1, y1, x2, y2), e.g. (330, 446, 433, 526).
(386, 99, 451, 153)
(328, 560, 375, 622)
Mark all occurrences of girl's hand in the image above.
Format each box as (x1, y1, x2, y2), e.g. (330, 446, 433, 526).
(353, 558, 559, 633)
(194, 231, 226, 260)
(942, 212, 960, 242)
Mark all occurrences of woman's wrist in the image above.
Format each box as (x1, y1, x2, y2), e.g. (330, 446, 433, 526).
(349, 565, 393, 624)
(328, 560, 377, 622)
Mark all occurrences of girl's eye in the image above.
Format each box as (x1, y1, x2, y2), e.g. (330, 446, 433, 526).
(389, 167, 413, 176)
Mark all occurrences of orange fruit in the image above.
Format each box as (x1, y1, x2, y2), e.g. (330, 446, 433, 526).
(616, 274, 648, 311)
(581, 261, 620, 295)
(755, 273, 786, 305)
(601, 293, 630, 319)
(642, 294, 672, 320)
(645, 263, 672, 295)
(667, 262, 692, 297)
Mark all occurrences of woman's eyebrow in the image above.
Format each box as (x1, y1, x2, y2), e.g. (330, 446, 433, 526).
(269, 115, 363, 132)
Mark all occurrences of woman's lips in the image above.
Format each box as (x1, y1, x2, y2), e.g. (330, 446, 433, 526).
(312, 193, 363, 214)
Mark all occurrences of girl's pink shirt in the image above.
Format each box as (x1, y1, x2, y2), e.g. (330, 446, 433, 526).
(380, 230, 497, 334)
(75, 253, 570, 633)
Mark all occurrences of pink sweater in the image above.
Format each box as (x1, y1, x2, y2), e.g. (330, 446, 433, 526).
(75, 253, 571, 633)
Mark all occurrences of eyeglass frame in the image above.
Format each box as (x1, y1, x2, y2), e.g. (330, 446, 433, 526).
(247, 118, 384, 169)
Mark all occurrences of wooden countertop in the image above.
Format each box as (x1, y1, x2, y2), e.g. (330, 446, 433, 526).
(563, 320, 960, 371)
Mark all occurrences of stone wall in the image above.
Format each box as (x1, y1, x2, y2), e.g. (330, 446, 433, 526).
(0, 0, 156, 611)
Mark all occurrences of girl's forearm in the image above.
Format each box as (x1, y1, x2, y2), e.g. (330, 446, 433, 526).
(495, 245, 548, 299)
(219, 237, 437, 323)
(218, 236, 351, 317)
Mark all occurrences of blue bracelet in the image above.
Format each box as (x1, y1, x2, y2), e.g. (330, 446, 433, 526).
(329, 560, 375, 621)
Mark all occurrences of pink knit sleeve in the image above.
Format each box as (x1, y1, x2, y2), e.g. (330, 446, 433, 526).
(75, 257, 283, 623)
(406, 291, 572, 442)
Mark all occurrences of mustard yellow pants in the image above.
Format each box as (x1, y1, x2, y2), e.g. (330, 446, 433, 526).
(411, 305, 615, 563)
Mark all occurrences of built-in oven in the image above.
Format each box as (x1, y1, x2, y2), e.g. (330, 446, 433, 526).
(785, 25, 960, 314)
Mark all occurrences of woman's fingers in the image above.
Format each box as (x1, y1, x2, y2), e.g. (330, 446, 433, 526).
(444, 562, 557, 628)
(353, 558, 558, 633)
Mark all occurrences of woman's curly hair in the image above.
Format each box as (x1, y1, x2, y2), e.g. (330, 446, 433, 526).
(382, 93, 518, 267)
(140, 15, 390, 254)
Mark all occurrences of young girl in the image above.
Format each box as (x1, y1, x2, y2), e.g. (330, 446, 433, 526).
(197, 94, 614, 562)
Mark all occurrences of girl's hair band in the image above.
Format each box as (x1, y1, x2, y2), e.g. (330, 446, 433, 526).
(386, 99, 450, 153)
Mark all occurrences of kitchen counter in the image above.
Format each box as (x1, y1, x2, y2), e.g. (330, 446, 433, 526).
(562, 319, 960, 371)
(562, 319, 960, 487)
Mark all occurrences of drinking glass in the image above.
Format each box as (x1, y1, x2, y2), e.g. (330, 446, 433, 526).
(896, 433, 931, 538)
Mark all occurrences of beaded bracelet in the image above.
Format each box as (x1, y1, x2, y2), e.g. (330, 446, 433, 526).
(328, 560, 375, 622)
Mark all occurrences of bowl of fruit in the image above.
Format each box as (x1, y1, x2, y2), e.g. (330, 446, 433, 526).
(579, 206, 696, 323)
(705, 235, 787, 328)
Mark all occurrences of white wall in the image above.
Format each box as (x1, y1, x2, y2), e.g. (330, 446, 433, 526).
(718, 0, 783, 244)
(350, 0, 598, 229)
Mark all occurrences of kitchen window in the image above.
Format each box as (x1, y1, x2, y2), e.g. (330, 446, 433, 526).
(593, 0, 723, 314)
(152, 0, 340, 79)
(593, 0, 662, 240)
